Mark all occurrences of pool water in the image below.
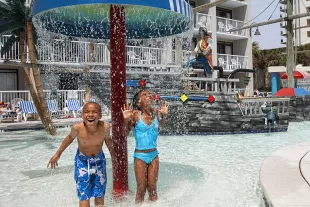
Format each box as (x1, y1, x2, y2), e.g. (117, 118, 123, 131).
(0, 122, 309, 207)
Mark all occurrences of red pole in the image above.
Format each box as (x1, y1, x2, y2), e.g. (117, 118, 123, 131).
(110, 5, 128, 198)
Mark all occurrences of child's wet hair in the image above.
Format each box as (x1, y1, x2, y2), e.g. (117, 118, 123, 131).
(83, 102, 102, 113)
(132, 89, 148, 110)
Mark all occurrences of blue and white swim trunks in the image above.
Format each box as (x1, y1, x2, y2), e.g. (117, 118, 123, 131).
(74, 149, 107, 201)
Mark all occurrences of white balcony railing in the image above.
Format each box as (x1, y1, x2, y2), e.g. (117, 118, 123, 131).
(217, 17, 248, 37)
(1, 37, 178, 66)
(217, 54, 248, 70)
(0, 35, 20, 61)
(195, 13, 212, 31)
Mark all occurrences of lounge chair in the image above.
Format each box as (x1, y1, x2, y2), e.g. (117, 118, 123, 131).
(46, 100, 66, 118)
(18, 101, 37, 121)
(64, 99, 82, 118)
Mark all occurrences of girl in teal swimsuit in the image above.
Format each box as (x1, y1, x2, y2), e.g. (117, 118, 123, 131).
(122, 89, 168, 203)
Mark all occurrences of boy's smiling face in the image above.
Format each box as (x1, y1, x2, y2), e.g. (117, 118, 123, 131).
(82, 103, 102, 126)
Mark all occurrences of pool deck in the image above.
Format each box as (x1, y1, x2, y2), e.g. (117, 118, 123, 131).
(260, 142, 310, 206)
(0, 116, 111, 131)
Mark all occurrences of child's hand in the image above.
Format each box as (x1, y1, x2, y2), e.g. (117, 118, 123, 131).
(121, 104, 133, 121)
(158, 101, 168, 116)
(47, 154, 60, 169)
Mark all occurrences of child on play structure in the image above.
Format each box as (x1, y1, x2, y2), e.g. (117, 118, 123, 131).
(47, 102, 113, 207)
(122, 89, 168, 203)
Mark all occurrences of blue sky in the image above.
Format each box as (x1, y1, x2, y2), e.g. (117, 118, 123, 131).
(251, 0, 283, 49)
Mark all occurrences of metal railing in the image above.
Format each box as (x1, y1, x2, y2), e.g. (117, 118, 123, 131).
(217, 54, 248, 70)
(217, 17, 248, 36)
(5, 38, 177, 66)
(238, 97, 291, 116)
(296, 80, 310, 92)
(0, 35, 20, 61)
(181, 77, 239, 93)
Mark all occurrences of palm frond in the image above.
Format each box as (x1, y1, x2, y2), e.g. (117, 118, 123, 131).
(0, 35, 17, 56)
(4, 0, 27, 19)
(0, 21, 24, 35)
(0, 1, 11, 11)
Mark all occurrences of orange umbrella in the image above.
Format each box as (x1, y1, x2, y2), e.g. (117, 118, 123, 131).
(281, 71, 310, 79)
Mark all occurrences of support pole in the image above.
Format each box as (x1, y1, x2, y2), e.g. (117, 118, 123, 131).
(110, 5, 128, 198)
(286, 0, 295, 88)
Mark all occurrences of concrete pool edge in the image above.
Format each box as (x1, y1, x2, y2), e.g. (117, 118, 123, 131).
(260, 142, 310, 207)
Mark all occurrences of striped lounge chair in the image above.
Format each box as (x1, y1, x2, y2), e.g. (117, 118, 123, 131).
(64, 99, 82, 118)
(19, 101, 37, 121)
(46, 100, 65, 118)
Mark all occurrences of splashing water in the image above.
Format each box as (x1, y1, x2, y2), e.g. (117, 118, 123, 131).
(0, 122, 309, 207)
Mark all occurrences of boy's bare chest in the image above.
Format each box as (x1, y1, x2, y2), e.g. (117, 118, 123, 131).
(77, 131, 104, 147)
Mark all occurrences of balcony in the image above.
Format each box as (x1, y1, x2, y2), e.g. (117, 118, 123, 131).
(216, 17, 248, 40)
(0, 37, 180, 67)
(194, 13, 212, 32)
(217, 54, 248, 71)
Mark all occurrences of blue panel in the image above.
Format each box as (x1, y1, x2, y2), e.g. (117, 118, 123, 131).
(271, 73, 279, 95)
(126, 80, 140, 87)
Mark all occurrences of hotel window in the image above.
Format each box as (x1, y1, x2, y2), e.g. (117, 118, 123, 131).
(307, 31, 310, 37)
(217, 41, 233, 54)
(216, 8, 232, 19)
(307, 19, 310, 25)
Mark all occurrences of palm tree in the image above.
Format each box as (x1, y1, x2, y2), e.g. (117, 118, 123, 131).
(252, 41, 268, 90)
(0, 0, 56, 135)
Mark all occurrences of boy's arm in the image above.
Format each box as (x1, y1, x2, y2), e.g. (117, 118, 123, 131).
(55, 124, 78, 156)
(47, 124, 78, 168)
(103, 122, 113, 157)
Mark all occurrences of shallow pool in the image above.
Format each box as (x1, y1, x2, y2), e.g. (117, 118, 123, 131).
(0, 122, 309, 207)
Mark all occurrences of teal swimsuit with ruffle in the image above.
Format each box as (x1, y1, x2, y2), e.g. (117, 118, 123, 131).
(133, 111, 159, 164)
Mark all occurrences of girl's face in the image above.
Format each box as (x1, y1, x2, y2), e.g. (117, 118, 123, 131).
(137, 90, 153, 109)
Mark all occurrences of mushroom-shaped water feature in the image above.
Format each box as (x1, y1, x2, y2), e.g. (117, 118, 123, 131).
(32, 0, 193, 197)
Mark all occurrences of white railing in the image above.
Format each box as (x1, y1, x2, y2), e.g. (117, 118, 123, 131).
(296, 80, 310, 92)
(0, 35, 20, 61)
(0, 37, 179, 66)
(195, 13, 212, 31)
(36, 40, 176, 66)
(126, 46, 168, 65)
(217, 54, 248, 70)
(217, 17, 248, 37)
(181, 77, 239, 93)
(37, 40, 93, 63)
(0, 90, 85, 111)
(238, 98, 291, 116)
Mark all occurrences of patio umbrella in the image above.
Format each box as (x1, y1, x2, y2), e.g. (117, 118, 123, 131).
(274, 88, 310, 97)
(281, 71, 310, 79)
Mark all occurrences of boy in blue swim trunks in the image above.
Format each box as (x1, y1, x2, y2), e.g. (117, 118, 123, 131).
(47, 102, 113, 207)
(122, 90, 168, 203)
